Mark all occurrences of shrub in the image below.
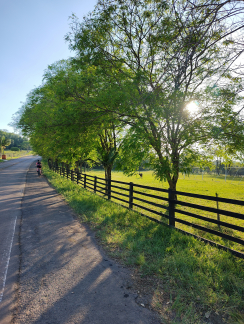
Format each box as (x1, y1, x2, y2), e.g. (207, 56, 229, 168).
(11, 147, 20, 151)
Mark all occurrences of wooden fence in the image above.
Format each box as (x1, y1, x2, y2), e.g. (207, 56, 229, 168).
(50, 165, 244, 258)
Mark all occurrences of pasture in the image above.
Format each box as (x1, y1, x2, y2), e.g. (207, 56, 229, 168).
(0, 150, 33, 160)
(85, 170, 244, 253)
(86, 169, 244, 198)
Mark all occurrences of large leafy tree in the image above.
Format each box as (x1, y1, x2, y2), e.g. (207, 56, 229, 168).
(66, 0, 244, 192)
(17, 60, 125, 180)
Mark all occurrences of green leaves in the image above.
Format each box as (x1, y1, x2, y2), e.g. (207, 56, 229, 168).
(15, 0, 244, 190)
(0, 135, 11, 154)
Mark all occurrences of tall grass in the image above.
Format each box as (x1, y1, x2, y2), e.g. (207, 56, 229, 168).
(43, 163, 244, 323)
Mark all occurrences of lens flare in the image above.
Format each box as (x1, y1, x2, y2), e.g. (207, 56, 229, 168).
(186, 101, 199, 114)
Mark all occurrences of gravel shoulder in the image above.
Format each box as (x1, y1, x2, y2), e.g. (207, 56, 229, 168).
(14, 162, 161, 324)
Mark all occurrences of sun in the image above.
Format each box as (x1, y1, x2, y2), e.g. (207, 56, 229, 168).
(186, 101, 199, 115)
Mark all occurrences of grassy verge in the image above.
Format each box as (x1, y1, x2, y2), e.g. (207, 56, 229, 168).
(43, 163, 244, 324)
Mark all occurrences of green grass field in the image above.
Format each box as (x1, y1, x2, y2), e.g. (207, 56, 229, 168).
(0, 150, 33, 161)
(84, 170, 244, 253)
(86, 169, 244, 199)
(43, 163, 244, 324)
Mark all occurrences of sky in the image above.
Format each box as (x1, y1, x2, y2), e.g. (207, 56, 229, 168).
(0, 0, 97, 133)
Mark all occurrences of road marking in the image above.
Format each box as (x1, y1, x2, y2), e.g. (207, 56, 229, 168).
(0, 216, 17, 303)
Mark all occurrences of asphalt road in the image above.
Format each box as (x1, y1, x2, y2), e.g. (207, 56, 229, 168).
(0, 159, 160, 324)
(0, 156, 39, 324)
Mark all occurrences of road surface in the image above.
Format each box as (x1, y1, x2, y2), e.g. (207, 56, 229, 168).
(0, 158, 160, 324)
(0, 156, 39, 324)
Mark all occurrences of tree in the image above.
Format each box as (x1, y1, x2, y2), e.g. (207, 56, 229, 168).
(17, 60, 125, 181)
(0, 128, 30, 151)
(66, 0, 244, 193)
(0, 134, 11, 155)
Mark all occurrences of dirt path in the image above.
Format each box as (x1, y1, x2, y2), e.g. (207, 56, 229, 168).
(14, 162, 161, 324)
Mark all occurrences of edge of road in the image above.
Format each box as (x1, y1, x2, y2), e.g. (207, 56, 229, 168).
(0, 159, 35, 324)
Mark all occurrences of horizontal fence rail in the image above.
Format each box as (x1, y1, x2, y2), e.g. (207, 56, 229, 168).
(49, 165, 244, 258)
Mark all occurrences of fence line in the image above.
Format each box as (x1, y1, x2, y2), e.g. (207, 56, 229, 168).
(180, 168, 244, 184)
(49, 164, 244, 259)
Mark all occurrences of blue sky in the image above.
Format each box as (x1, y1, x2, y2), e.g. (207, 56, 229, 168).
(0, 0, 97, 133)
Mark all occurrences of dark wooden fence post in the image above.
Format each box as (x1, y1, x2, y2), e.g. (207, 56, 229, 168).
(216, 193, 221, 230)
(76, 172, 79, 184)
(84, 174, 87, 188)
(107, 179, 111, 200)
(60, 167, 62, 176)
(71, 170, 74, 182)
(168, 189, 175, 227)
(129, 182, 134, 209)
(94, 176, 97, 193)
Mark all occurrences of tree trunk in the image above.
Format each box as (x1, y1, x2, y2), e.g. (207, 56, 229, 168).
(168, 179, 177, 201)
(78, 160, 82, 174)
(55, 159, 58, 169)
(105, 165, 112, 181)
(48, 158, 53, 169)
(75, 161, 79, 173)
(168, 150, 179, 202)
(168, 180, 177, 191)
(104, 165, 112, 196)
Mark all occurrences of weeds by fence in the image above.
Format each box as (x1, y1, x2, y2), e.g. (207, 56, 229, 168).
(49, 164, 244, 258)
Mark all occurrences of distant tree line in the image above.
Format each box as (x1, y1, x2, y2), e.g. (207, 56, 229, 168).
(0, 129, 31, 153)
